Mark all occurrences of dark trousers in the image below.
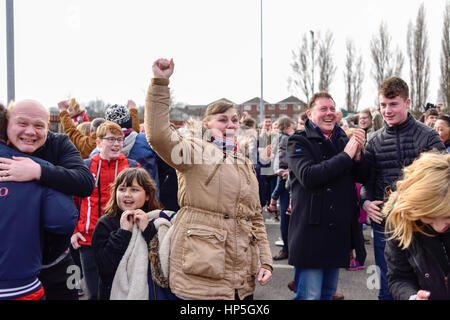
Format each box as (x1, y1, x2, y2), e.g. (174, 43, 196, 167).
(271, 175, 286, 200)
(38, 253, 78, 300)
(79, 245, 99, 300)
(69, 245, 83, 279)
(263, 175, 277, 207)
(372, 222, 393, 300)
(278, 186, 290, 253)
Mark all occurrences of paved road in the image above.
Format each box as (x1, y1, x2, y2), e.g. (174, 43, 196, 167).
(79, 209, 380, 301)
(254, 209, 379, 300)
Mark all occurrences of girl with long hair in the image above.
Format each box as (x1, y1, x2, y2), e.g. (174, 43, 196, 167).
(92, 167, 176, 300)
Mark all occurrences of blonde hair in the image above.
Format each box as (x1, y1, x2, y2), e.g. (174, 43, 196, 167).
(345, 127, 355, 138)
(68, 98, 83, 115)
(383, 151, 450, 249)
(77, 121, 92, 136)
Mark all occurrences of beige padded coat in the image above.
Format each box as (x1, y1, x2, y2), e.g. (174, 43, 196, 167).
(145, 78, 272, 300)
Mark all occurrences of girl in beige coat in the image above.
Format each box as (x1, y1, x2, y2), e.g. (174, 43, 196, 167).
(144, 58, 272, 300)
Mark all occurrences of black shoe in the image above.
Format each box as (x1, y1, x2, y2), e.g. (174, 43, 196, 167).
(273, 250, 288, 261)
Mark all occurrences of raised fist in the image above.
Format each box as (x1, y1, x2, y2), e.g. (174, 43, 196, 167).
(58, 100, 70, 111)
(152, 58, 175, 79)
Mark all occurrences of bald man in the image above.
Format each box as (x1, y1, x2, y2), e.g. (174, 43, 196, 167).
(1, 100, 94, 192)
(0, 103, 78, 300)
(0, 99, 95, 300)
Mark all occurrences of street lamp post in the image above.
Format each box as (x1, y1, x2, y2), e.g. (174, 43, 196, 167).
(310, 30, 315, 95)
(6, 0, 15, 103)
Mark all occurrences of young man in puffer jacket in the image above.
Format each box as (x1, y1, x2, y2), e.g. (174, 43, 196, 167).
(361, 77, 445, 300)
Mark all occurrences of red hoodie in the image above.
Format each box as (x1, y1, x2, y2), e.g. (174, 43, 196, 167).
(74, 153, 140, 245)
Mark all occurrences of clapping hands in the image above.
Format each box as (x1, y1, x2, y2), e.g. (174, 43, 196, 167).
(344, 128, 366, 160)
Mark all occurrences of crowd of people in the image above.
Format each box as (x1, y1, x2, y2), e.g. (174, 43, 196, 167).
(0, 58, 449, 301)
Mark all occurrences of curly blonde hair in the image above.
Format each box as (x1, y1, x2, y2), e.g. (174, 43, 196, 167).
(383, 151, 450, 249)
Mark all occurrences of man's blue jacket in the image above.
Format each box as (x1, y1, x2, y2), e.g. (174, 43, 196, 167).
(0, 143, 78, 299)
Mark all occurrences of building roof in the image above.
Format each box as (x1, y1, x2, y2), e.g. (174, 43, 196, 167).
(241, 97, 270, 105)
(277, 95, 306, 105)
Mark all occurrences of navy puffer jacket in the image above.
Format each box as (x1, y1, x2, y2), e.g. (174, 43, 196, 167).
(361, 114, 445, 205)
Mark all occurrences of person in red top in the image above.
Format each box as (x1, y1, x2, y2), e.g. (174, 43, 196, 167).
(67, 98, 89, 126)
(71, 121, 139, 300)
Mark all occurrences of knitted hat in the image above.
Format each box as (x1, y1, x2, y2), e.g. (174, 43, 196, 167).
(105, 104, 132, 129)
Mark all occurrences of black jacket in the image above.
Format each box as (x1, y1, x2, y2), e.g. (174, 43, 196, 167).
(286, 120, 369, 268)
(91, 213, 156, 300)
(33, 131, 95, 264)
(361, 114, 445, 208)
(157, 157, 180, 212)
(34, 131, 95, 197)
(385, 228, 450, 300)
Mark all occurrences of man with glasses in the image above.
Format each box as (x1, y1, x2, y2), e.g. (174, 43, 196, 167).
(358, 108, 375, 143)
(91, 104, 163, 206)
(71, 121, 140, 300)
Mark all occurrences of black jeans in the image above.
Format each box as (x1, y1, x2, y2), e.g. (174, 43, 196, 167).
(79, 246, 99, 300)
(38, 253, 79, 300)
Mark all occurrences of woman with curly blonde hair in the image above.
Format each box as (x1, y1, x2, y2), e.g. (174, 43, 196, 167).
(383, 151, 450, 300)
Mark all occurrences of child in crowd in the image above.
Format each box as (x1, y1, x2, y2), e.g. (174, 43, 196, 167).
(91, 167, 177, 300)
(70, 121, 139, 300)
(67, 98, 89, 126)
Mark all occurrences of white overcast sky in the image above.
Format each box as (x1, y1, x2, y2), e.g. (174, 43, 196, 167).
(0, 0, 448, 112)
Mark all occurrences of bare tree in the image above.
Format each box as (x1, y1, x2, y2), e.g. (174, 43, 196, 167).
(343, 39, 365, 112)
(407, 4, 431, 115)
(169, 88, 185, 109)
(288, 33, 315, 102)
(85, 98, 107, 118)
(370, 22, 404, 100)
(439, 1, 450, 107)
(317, 31, 337, 92)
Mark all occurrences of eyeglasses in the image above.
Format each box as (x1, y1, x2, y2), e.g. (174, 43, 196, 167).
(101, 137, 124, 143)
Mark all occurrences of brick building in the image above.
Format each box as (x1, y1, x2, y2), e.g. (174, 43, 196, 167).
(49, 96, 308, 131)
(182, 96, 307, 124)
